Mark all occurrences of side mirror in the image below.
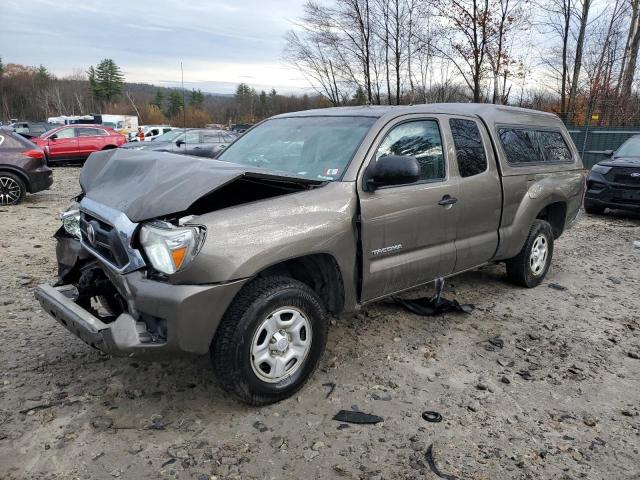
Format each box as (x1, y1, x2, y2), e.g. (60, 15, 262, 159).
(49, 133, 58, 141)
(602, 149, 614, 157)
(176, 139, 185, 147)
(364, 155, 420, 191)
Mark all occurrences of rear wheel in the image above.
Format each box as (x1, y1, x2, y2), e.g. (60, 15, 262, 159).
(584, 200, 605, 215)
(211, 276, 328, 405)
(0, 172, 26, 206)
(506, 219, 554, 288)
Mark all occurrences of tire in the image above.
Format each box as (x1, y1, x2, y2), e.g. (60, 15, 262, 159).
(505, 219, 554, 288)
(211, 276, 328, 406)
(584, 200, 605, 215)
(0, 172, 26, 206)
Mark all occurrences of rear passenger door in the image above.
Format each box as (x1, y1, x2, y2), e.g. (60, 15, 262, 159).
(359, 116, 459, 302)
(446, 117, 502, 271)
(76, 127, 108, 157)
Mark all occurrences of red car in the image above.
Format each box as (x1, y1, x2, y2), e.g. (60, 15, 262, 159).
(31, 124, 126, 163)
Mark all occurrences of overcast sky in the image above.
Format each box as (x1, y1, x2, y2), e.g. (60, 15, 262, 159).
(0, 0, 311, 94)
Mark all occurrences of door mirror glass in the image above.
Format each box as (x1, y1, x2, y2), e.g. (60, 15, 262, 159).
(365, 155, 420, 190)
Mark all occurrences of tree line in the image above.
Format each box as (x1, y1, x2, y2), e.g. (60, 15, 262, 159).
(0, 57, 328, 127)
(285, 0, 640, 125)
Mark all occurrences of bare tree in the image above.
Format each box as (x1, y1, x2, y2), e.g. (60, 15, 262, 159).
(434, 0, 492, 102)
(619, 0, 640, 100)
(566, 0, 592, 120)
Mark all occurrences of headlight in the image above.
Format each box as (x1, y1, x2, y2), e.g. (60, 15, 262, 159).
(139, 222, 205, 275)
(59, 202, 80, 239)
(591, 164, 611, 175)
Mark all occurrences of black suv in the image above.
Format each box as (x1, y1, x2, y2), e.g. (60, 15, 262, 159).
(585, 135, 640, 214)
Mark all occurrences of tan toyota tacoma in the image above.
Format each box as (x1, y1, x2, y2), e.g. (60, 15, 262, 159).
(36, 104, 585, 405)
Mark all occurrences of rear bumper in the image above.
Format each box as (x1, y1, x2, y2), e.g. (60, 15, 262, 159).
(27, 166, 53, 193)
(35, 274, 248, 358)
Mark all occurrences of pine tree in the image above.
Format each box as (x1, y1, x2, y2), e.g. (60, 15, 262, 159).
(352, 86, 366, 105)
(88, 59, 124, 104)
(167, 90, 184, 118)
(35, 65, 52, 84)
(189, 89, 204, 108)
(152, 90, 164, 110)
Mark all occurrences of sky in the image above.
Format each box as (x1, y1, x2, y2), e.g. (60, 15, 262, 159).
(0, 0, 311, 94)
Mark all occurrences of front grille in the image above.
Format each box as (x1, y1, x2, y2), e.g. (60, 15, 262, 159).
(607, 167, 640, 185)
(80, 212, 130, 268)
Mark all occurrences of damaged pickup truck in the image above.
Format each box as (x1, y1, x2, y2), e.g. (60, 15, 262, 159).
(36, 104, 585, 405)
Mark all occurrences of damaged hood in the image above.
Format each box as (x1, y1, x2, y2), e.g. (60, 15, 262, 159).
(79, 148, 324, 222)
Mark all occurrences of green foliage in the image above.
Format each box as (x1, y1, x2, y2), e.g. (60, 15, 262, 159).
(352, 86, 366, 105)
(35, 65, 52, 84)
(166, 90, 184, 117)
(189, 89, 205, 108)
(88, 58, 125, 103)
(0, 57, 4, 77)
(152, 89, 164, 109)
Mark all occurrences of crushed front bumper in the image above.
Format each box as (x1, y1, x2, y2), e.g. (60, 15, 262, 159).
(35, 273, 248, 358)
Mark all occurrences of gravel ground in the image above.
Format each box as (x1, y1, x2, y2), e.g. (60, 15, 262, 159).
(0, 167, 639, 480)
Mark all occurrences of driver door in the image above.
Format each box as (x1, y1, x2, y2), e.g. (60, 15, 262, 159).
(47, 127, 79, 160)
(358, 117, 459, 302)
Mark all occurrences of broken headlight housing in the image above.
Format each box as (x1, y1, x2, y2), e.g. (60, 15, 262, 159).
(59, 202, 81, 239)
(139, 222, 206, 275)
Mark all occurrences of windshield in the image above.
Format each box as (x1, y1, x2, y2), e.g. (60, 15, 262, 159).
(154, 129, 185, 142)
(615, 136, 640, 157)
(217, 116, 376, 180)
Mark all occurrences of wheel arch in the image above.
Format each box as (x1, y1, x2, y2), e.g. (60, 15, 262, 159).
(255, 253, 345, 315)
(0, 166, 30, 192)
(535, 201, 567, 239)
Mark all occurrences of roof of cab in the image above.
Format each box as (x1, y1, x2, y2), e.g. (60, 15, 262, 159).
(274, 103, 561, 128)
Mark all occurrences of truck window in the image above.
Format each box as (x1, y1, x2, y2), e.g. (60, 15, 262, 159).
(498, 128, 543, 164)
(375, 120, 445, 181)
(449, 118, 487, 177)
(538, 131, 572, 162)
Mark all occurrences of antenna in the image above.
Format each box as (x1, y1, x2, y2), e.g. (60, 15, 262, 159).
(181, 62, 186, 133)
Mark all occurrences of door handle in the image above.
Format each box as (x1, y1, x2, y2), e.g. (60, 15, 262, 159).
(438, 195, 458, 206)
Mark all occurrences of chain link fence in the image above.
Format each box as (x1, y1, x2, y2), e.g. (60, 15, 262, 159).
(567, 126, 640, 169)
(560, 101, 640, 169)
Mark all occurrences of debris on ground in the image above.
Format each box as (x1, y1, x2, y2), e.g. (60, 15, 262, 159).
(333, 410, 383, 424)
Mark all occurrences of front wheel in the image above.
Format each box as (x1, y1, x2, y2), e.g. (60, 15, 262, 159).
(211, 276, 328, 405)
(505, 219, 554, 288)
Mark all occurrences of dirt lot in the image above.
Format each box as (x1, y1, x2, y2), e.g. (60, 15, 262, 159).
(0, 167, 639, 480)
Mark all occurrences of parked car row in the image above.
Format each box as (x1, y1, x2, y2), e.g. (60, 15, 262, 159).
(3, 110, 640, 218)
(121, 128, 237, 157)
